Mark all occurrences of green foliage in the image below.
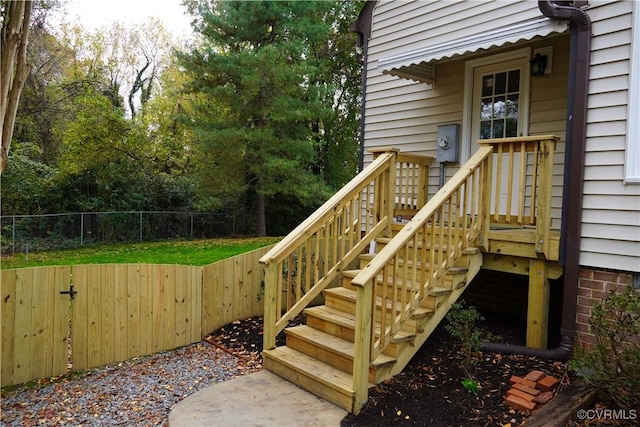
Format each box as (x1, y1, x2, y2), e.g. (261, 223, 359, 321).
(445, 301, 494, 389)
(0, 143, 56, 215)
(5, 1, 361, 238)
(178, 0, 360, 235)
(569, 288, 640, 409)
(461, 378, 479, 395)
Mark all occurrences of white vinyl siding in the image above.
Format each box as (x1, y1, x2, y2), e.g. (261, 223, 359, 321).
(582, 0, 640, 272)
(362, 0, 640, 273)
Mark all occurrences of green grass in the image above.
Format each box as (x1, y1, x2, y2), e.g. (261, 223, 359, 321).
(0, 237, 282, 269)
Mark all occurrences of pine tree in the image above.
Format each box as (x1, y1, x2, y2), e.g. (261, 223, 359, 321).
(179, 0, 339, 236)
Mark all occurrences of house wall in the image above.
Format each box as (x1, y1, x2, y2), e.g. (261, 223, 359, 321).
(362, 0, 640, 273)
(576, 267, 633, 350)
(581, 0, 640, 273)
(364, 1, 569, 228)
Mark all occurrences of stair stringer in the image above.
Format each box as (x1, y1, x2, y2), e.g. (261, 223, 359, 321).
(371, 247, 483, 382)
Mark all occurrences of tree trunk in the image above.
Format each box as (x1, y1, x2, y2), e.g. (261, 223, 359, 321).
(256, 192, 266, 237)
(1, 0, 33, 173)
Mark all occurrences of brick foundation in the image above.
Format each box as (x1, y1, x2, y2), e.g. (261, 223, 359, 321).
(576, 267, 633, 350)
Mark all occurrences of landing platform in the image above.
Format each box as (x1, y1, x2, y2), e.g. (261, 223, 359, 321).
(168, 370, 347, 427)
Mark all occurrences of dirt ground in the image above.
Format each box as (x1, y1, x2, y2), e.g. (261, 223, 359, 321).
(209, 311, 575, 426)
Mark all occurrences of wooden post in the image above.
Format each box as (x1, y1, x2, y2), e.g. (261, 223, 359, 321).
(479, 153, 492, 252)
(527, 259, 549, 349)
(352, 281, 372, 414)
(535, 138, 555, 259)
(262, 262, 278, 351)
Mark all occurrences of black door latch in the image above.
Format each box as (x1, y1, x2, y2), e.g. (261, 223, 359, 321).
(60, 285, 78, 299)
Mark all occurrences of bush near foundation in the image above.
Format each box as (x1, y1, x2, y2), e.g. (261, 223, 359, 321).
(570, 288, 640, 409)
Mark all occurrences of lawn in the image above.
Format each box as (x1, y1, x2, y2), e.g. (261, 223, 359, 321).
(0, 237, 282, 269)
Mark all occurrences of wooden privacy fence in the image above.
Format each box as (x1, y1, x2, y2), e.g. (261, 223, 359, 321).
(1, 245, 273, 387)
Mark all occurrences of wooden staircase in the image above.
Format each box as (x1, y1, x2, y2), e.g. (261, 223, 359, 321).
(260, 138, 557, 414)
(263, 230, 483, 413)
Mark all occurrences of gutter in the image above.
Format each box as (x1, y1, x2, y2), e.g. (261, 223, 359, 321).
(481, 0, 592, 360)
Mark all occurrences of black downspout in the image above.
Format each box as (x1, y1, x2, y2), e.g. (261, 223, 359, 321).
(357, 35, 369, 173)
(351, 1, 377, 173)
(481, 0, 592, 360)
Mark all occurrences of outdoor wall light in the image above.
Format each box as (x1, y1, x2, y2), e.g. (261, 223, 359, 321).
(530, 52, 548, 76)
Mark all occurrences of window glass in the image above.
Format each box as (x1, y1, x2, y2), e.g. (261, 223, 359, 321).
(479, 69, 521, 139)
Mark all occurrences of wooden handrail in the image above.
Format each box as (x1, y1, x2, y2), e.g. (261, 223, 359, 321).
(350, 145, 494, 411)
(260, 149, 434, 351)
(350, 135, 558, 411)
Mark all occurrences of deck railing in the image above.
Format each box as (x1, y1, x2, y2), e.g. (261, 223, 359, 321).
(349, 145, 493, 410)
(478, 135, 557, 258)
(259, 149, 433, 350)
(349, 135, 557, 411)
(259, 135, 557, 412)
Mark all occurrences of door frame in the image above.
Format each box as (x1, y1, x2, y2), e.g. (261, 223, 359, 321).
(461, 48, 532, 162)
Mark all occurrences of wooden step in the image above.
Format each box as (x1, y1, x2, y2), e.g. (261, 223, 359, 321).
(285, 325, 396, 383)
(304, 305, 422, 357)
(305, 305, 357, 342)
(324, 287, 407, 316)
(263, 346, 358, 412)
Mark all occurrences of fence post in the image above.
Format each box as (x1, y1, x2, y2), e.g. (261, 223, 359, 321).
(80, 213, 84, 246)
(139, 212, 143, 241)
(12, 215, 15, 254)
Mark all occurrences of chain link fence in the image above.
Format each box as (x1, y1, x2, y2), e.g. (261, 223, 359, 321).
(1, 211, 236, 254)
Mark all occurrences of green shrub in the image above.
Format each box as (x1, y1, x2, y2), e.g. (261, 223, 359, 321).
(445, 301, 497, 394)
(570, 288, 640, 409)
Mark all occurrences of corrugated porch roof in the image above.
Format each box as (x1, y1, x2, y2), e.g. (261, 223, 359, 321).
(377, 17, 569, 84)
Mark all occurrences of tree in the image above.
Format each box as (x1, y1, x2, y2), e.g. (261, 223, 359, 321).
(1, 0, 33, 174)
(179, 0, 341, 236)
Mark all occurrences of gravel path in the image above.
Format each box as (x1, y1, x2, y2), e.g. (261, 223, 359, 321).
(1, 341, 252, 426)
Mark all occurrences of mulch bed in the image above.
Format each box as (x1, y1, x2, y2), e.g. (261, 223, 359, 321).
(3, 310, 628, 426)
(209, 310, 576, 426)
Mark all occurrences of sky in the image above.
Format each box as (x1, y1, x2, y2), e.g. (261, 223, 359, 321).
(57, 0, 194, 38)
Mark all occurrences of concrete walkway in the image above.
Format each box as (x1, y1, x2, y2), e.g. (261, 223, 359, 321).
(168, 371, 348, 427)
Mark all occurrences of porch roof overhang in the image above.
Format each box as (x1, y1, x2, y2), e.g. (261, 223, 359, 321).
(377, 17, 569, 84)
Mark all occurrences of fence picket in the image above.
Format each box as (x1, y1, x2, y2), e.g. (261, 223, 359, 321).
(114, 265, 128, 362)
(139, 264, 153, 356)
(127, 264, 141, 359)
(1, 269, 16, 384)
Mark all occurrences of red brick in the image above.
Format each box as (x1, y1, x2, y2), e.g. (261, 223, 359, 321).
(576, 313, 590, 325)
(536, 375, 560, 392)
(505, 394, 536, 412)
(512, 383, 541, 396)
(507, 388, 537, 402)
(576, 304, 591, 315)
(617, 274, 632, 285)
(533, 391, 554, 404)
(577, 295, 598, 307)
(577, 287, 592, 297)
(579, 279, 604, 291)
(592, 290, 609, 301)
(509, 376, 537, 389)
(593, 270, 617, 282)
(578, 269, 594, 279)
(524, 370, 546, 382)
(575, 322, 590, 333)
(616, 283, 631, 293)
